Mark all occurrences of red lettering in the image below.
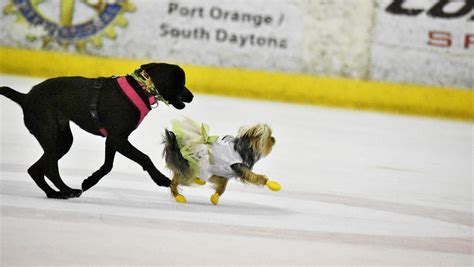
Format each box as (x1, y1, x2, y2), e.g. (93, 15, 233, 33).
(465, 34, 473, 49)
(428, 31, 451, 47)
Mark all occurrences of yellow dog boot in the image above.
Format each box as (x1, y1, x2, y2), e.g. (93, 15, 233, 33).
(175, 194, 187, 203)
(210, 193, 220, 205)
(266, 180, 281, 191)
(194, 177, 206, 186)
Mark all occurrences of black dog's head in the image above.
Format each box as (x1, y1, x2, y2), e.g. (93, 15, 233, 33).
(138, 63, 193, 109)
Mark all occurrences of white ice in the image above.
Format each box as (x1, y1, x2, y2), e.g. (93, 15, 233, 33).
(1, 74, 472, 266)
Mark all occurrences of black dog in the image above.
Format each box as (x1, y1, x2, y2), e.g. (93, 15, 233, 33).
(0, 63, 193, 199)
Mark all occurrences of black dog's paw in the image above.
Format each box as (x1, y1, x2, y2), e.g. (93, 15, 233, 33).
(81, 178, 96, 192)
(60, 188, 83, 199)
(158, 177, 171, 187)
(46, 191, 69, 199)
(68, 188, 83, 198)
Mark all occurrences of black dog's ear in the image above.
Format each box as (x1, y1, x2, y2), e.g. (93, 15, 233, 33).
(181, 87, 193, 103)
(139, 63, 157, 70)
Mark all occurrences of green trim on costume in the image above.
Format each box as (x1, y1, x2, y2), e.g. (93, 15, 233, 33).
(171, 118, 218, 184)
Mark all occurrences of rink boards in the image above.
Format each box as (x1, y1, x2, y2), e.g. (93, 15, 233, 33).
(1, 47, 472, 121)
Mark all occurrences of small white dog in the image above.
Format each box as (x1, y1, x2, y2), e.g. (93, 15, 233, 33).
(162, 117, 281, 205)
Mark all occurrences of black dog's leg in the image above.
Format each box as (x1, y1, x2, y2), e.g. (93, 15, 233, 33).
(42, 150, 82, 198)
(82, 140, 116, 191)
(107, 136, 171, 187)
(28, 155, 66, 199)
(25, 113, 82, 199)
(27, 120, 78, 199)
(53, 125, 75, 197)
(44, 126, 82, 198)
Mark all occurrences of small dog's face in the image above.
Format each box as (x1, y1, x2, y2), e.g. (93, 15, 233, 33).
(139, 63, 193, 109)
(238, 124, 275, 157)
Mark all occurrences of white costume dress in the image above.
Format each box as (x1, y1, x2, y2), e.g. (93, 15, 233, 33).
(208, 136, 243, 180)
(171, 118, 243, 183)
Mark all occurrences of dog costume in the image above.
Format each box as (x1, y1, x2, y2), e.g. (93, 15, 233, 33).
(164, 117, 281, 204)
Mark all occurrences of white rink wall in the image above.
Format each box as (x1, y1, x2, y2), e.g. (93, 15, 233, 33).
(371, 0, 474, 88)
(0, 0, 472, 88)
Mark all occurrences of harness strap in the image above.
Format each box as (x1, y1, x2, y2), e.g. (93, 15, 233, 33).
(89, 79, 108, 137)
(117, 77, 151, 127)
(90, 77, 154, 138)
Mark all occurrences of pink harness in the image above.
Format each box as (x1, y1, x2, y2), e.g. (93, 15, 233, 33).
(99, 77, 156, 137)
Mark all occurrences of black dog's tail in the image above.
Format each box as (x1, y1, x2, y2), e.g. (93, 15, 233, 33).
(162, 129, 191, 178)
(0, 86, 25, 107)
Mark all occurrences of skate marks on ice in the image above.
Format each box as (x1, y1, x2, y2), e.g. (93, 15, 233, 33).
(1, 165, 472, 255)
(5, 161, 472, 227)
(2, 204, 471, 255)
(0, 178, 290, 216)
(1, 177, 472, 255)
(265, 190, 474, 227)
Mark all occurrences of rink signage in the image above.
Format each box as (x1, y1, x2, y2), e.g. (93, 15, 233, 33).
(159, 2, 288, 49)
(371, 0, 473, 88)
(167, 2, 276, 27)
(4, 0, 134, 50)
(385, 0, 474, 20)
(427, 31, 473, 49)
(1, 0, 303, 74)
(384, 0, 473, 49)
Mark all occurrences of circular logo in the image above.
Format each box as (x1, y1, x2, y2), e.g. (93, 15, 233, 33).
(4, 0, 135, 50)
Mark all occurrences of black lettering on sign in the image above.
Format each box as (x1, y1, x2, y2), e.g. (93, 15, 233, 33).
(160, 23, 210, 41)
(168, 2, 204, 18)
(215, 28, 227, 42)
(386, 0, 423, 16)
(209, 6, 273, 28)
(427, 0, 474, 19)
(214, 28, 287, 49)
(386, 0, 474, 20)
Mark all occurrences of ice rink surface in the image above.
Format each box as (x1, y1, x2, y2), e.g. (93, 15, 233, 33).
(1, 74, 472, 266)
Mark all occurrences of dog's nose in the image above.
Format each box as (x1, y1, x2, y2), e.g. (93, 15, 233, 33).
(181, 87, 193, 103)
(171, 100, 185, 110)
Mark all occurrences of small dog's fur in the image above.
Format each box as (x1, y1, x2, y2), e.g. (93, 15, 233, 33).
(163, 122, 277, 204)
(0, 63, 193, 199)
